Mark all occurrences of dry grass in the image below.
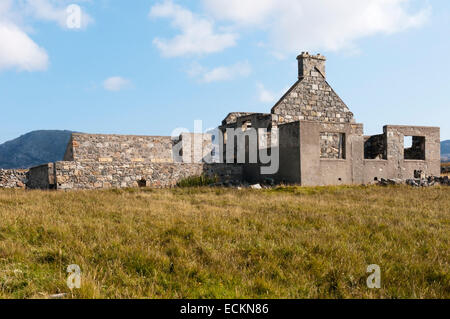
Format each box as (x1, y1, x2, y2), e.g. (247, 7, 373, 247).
(0, 185, 449, 299)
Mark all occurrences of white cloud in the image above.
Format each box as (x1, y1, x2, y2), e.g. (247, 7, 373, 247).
(149, 0, 237, 57)
(0, 21, 48, 71)
(257, 83, 277, 103)
(0, 0, 48, 71)
(23, 0, 94, 29)
(270, 51, 287, 61)
(257, 83, 290, 103)
(203, 0, 430, 53)
(0, 0, 93, 72)
(103, 77, 132, 91)
(189, 61, 251, 83)
(203, 0, 275, 25)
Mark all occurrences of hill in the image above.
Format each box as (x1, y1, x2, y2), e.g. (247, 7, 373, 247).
(0, 130, 73, 169)
(442, 140, 450, 162)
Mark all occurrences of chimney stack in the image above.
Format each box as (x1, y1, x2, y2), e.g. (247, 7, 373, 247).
(297, 52, 326, 79)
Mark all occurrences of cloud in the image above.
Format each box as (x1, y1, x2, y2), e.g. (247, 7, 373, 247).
(0, 0, 93, 72)
(257, 83, 290, 103)
(189, 61, 251, 83)
(23, 0, 94, 29)
(203, 0, 275, 25)
(0, 21, 49, 71)
(256, 83, 277, 103)
(203, 0, 430, 53)
(103, 77, 132, 91)
(149, 0, 237, 57)
(0, 0, 48, 71)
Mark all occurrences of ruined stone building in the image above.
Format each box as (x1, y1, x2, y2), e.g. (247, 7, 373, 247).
(219, 52, 440, 185)
(0, 53, 441, 190)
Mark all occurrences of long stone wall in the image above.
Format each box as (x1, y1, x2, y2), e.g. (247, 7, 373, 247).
(0, 169, 27, 189)
(51, 161, 243, 190)
(64, 133, 175, 163)
(54, 161, 203, 189)
(22, 131, 242, 190)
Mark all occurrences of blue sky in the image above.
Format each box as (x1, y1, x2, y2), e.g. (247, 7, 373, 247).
(0, 0, 449, 144)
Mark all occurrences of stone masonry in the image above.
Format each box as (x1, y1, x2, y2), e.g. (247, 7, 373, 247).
(64, 133, 174, 163)
(271, 53, 354, 125)
(0, 169, 27, 189)
(25, 161, 242, 190)
(320, 132, 345, 159)
(55, 161, 203, 189)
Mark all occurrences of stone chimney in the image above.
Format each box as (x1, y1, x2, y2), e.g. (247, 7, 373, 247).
(297, 52, 326, 79)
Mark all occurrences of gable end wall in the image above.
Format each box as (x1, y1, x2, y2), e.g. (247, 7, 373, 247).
(271, 75, 354, 125)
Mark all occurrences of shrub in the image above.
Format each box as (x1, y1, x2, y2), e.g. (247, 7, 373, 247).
(176, 175, 218, 187)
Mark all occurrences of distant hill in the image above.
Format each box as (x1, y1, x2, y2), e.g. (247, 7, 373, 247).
(0, 130, 73, 169)
(442, 140, 450, 162)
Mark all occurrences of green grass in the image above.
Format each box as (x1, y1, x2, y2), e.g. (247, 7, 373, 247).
(0, 185, 449, 299)
(176, 175, 218, 187)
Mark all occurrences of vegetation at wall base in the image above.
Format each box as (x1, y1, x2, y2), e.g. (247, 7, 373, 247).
(176, 175, 219, 187)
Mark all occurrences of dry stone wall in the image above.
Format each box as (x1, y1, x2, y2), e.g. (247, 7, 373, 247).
(54, 161, 203, 189)
(0, 169, 27, 189)
(23, 132, 244, 190)
(64, 133, 174, 163)
(52, 161, 243, 190)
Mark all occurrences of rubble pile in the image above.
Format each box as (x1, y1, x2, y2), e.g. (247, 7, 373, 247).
(0, 169, 27, 189)
(376, 176, 449, 187)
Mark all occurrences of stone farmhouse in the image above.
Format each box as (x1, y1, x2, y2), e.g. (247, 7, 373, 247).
(218, 53, 440, 185)
(0, 53, 441, 190)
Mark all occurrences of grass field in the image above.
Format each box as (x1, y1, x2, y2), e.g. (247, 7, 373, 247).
(0, 186, 449, 299)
